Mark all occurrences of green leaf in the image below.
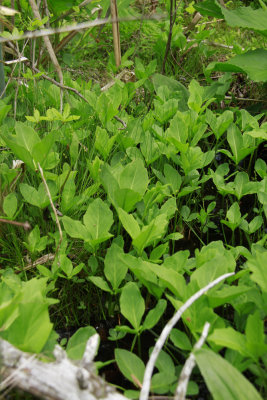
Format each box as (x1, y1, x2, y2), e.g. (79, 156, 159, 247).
(207, 49, 267, 82)
(66, 326, 96, 360)
(117, 208, 140, 239)
(208, 327, 247, 356)
(104, 243, 128, 291)
(194, 0, 223, 18)
(89, 276, 111, 292)
(188, 80, 204, 113)
(83, 198, 113, 245)
(20, 181, 57, 209)
(62, 216, 89, 240)
(59, 254, 73, 278)
(120, 282, 145, 330)
(154, 99, 178, 124)
(115, 349, 145, 386)
(95, 126, 116, 159)
(3, 192, 17, 218)
(26, 225, 48, 254)
(119, 159, 148, 196)
(245, 311, 267, 359)
(32, 132, 55, 168)
(147, 263, 186, 299)
(170, 328, 192, 350)
(133, 214, 169, 254)
(246, 250, 267, 292)
(221, 6, 267, 36)
(163, 163, 182, 193)
(142, 299, 167, 330)
(2, 301, 53, 353)
(195, 348, 263, 400)
(221, 202, 242, 231)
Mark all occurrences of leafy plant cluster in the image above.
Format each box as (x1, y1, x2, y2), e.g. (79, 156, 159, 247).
(0, 0, 267, 399)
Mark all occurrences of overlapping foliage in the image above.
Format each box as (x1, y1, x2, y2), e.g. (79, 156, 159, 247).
(0, 0, 266, 399)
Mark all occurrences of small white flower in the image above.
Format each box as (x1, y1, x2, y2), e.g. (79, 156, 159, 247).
(12, 160, 24, 169)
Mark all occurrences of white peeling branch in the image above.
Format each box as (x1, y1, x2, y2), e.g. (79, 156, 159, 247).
(139, 272, 235, 400)
(0, 14, 166, 44)
(175, 322, 210, 400)
(0, 335, 127, 400)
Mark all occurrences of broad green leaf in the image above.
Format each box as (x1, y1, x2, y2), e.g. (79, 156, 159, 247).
(246, 250, 267, 292)
(221, 6, 267, 36)
(147, 263, 186, 299)
(1, 136, 35, 170)
(221, 202, 242, 231)
(154, 99, 178, 124)
(83, 198, 113, 243)
(170, 328, 192, 350)
(195, 348, 263, 400)
(66, 326, 96, 360)
(95, 126, 116, 159)
(245, 127, 267, 141)
(208, 327, 247, 356)
(59, 254, 73, 278)
(207, 285, 251, 308)
(165, 112, 188, 152)
(14, 122, 40, 153)
(2, 301, 53, 353)
(25, 225, 48, 254)
(3, 192, 17, 218)
(188, 80, 204, 113)
(151, 74, 189, 112)
(119, 159, 148, 196)
(104, 243, 128, 291)
(140, 131, 162, 165)
(120, 282, 145, 330)
(0, 103, 11, 124)
(153, 349, 176, 376)
(32, 132, 55, 168)
(245, 312, 267, 359)
(207, 49, 267, 82)
(163, 163, 182, 193)
(231, 172, 259, 200)
(117, 208, 140, 239)
(142, 299, 167, 330)
(151, 372, 176, 393)
(62, 216, 89, 240)
(115, 349, 145, 385)
(194, 0, 223, 18)
(214, 110, 234, 140)
(133, 214, 169, 254)
(89, 276, 111, 292)
(61, 173, 76, 213)
(20, 181, 57, 209)
(191, 252, 235, 288)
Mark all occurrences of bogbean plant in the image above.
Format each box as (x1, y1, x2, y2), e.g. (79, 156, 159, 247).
(0, 59, 266, 399)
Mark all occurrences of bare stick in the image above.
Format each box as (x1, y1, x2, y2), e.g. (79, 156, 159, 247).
(139, 272, 235, 400)
(28, 0, 64, 112)
(175, 322, 210, 400)
(0, 14, 165, 44)
(0, 218, 31, 230)
(37, 163, 62, 254)
(110, 0, 121, 67)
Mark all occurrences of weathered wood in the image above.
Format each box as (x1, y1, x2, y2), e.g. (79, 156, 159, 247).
(0, 335, 127, 400)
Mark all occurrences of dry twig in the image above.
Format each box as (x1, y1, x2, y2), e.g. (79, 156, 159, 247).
(37, 163, 63, 254)
(28, 0, 64, 111)
(139, 271, 235, 400)
(175, 322, 210, 400)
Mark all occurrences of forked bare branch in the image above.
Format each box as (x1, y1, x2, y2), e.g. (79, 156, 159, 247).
(139, 271, 235, 400)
